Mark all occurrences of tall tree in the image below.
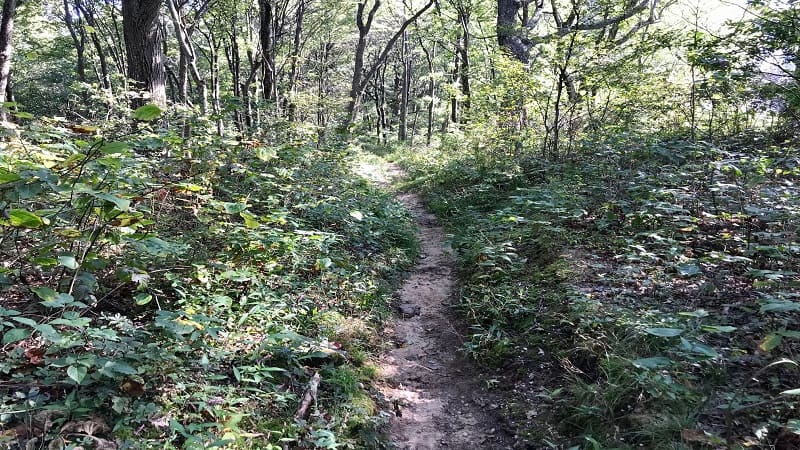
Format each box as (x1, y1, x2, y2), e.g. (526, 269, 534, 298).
(167, 0, 209, 113)
(0, 0, 19, 121)
(122, 0, 166, 107)
(347, 0, 434, 124)
(259, 0, 277, 103)
(496, 0, 667, 63)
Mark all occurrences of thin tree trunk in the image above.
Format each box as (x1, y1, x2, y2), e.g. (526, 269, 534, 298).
(450, 50, 458, 124)
(259, 0, 277, 104)
(422, 42, 435, 145)
(347, 0, 433, 125)
(167, 0, 207, 113)
(76, 0, 112, 91)
(0, 0, 18, 122)
(287, 0, 305, 121)
(64, 0, 88, 105)
(398, 29, 411, 141)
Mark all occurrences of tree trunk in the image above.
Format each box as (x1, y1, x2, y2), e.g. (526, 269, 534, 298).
(259, 0, 277, 103)
(75, 0, 112, 91)
(347, 0, 434, 125)
(287, 0, 305, 121)
(420, 40, 435, 145)
(64, 0, 88, 104)
(122, 0, 166, 107)
(347, 0, 380, 124)
(167, 0, 207, 114)
(0, 0, 18, 122)
(450, 50, 458, 124)
(458, 12, 471, 112)
(496, 0, 529, 61)
(398, 30, 411, 141)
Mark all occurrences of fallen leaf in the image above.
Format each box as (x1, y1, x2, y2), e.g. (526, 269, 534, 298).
(47, 437, 65, 450)
(60, 416, 110, 436)
(24, 346, 45, 365)
(66, 124, 98, 134)
(681, 428, 725, 445)
(119, 377, 145, 397)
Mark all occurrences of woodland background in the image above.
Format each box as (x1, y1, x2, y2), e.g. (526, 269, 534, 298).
(0, 0, 799, 448)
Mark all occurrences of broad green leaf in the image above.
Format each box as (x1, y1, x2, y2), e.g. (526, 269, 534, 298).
(67, 365, 87, 384)
(58, 254, 79, 270)
(679, 309, 709, 318)
(222, 202, 247, 214)
(31, 286, 58, 301)
(644, 327, 683, 337)
(49, 317, 91, 328)
(240, 211, 260, 228)
(132, 104, 162, 121)
(761, 301, 800, 313)
(315, 257, 333, 270)
(93, 192, 130, 211)
(632, 357, 673, 369)
(2, 328, 31, 344)
(0, 169, 20, 184)
(13, 111, 33, 120)
(30, 257, 58, 267)
(128, 237, 186, 257)
(134, 293, 153, 305)
(39, 292, 75, 308)
(8, 209, 44, 228)
(100, 141, 130, 154)
(218, 270, 252, 282)
(11, 316, 37, 327)
(256, 146, 278, 161)
(104, 360, 137, 375)
(700, 325, 737, 333)
(680, 337, 719, 357)
(760, 333, 783, 352)
(34, 323, 63, 342)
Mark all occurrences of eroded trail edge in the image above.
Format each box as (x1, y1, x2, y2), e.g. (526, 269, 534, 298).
(374, 165, 512, 450)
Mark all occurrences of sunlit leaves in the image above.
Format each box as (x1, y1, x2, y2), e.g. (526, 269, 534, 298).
(132, 104, 162, 121)
(67, 365, 87, 384)
(2, 328, 31, 345)
(7, 209, 44, 228)
(644, 327, 683, 338)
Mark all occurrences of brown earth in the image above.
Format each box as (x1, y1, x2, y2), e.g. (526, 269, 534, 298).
(368, 163, 514, 450)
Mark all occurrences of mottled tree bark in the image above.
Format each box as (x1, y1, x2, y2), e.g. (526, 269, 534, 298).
(0, 0, 18, 121)
(259, 0, 277, 103)
(122, 0, 166, 107)
(287, 0, 306, 121)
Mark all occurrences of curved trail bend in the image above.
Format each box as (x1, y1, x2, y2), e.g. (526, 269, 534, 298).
(372, 164, 512, 449)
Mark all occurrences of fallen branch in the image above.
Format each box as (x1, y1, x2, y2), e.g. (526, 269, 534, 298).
(294, 372, 321, 420)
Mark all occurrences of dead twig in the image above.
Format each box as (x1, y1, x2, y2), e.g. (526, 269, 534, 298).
(293, 372, 321, 420)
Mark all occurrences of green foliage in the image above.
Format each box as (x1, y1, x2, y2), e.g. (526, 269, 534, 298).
(396, 129, 800, 448)
(0, 115, 416, 448)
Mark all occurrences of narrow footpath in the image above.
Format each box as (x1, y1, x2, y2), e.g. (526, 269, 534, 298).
(370, 163, 513, 449)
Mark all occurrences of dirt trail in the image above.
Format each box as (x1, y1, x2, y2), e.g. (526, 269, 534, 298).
(373, 164, 513, 450)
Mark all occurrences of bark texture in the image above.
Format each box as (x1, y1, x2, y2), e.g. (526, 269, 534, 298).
(0, 0, 17, 121)
(122, 0, 166, 107)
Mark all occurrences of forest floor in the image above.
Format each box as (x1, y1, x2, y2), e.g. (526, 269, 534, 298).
(357, 160, 515, 449)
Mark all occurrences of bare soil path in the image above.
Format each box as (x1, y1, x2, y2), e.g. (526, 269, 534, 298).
(363, 162, 514, 450)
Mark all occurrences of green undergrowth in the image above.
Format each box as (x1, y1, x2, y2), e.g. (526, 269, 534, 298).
(394, 131, 800, 449)
(0, 109, 417, 449)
